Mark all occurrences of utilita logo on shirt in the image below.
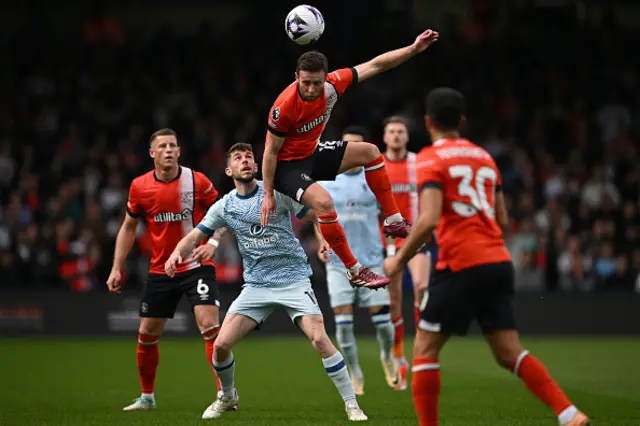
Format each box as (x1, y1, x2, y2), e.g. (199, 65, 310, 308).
(391, 183, 417, 193)
(153, 209, 192, 223)
(296, 115, 325, 133)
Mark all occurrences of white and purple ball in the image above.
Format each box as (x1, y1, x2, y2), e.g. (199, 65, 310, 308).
(285, 5, 325, 45)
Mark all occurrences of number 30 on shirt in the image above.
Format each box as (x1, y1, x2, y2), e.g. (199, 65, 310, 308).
(448, 165, 497, 219)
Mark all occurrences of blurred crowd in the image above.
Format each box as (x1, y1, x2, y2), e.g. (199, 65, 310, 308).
(0, 4, 638, 293)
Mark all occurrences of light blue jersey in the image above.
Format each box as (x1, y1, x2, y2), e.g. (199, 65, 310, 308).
(197, 181, 312, 287)
(319, 169, 383, 268)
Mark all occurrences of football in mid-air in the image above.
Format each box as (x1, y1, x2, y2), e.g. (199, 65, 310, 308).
(285, 5, 325, 45)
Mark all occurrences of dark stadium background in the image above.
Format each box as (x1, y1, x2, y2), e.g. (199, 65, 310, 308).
(1, 0, 639, 334)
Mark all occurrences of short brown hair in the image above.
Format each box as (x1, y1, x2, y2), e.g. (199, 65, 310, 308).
(296, 51, 328, 74)
(383, 115, 409, 131)
(226, 142, 253, 163)
(149, 128, 177, 146)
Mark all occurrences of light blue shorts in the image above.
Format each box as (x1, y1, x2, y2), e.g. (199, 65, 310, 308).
(227, 278, 322, 325)
(326, 265, 390, 309)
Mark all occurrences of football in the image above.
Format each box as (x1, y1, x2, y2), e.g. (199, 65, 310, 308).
(285, 5, 325, 45)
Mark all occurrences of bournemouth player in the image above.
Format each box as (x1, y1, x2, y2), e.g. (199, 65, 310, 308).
(383, 89, 590, 426)
(166, 143, 368, 421)
(107, 128, 224, 411)
(262, 29, 439, 289)
(381, 115, 434, 390)
(316, 126, 396, 395)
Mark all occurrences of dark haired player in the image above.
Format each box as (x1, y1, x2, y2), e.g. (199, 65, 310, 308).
(384, 88, 590, 426)
(107, 128, 225, 411)
(261, 29, 439, 289)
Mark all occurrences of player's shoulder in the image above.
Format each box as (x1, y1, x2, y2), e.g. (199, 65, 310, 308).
(130, 170, 155, 189)
(273, 82, 298, 106)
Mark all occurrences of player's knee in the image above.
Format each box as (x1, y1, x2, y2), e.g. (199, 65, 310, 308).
(197, 318, 218, 334)
(363, 142, 380, 162)
(492, 346, 524, 370)
(313, 196, 335, 215)
(310, 331, 334, 356)
(413, 330, 444, 359)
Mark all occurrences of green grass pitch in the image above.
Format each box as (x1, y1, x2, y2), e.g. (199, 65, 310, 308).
(0, 336, 638, 425)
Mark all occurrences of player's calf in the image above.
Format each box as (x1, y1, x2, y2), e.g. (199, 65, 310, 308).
(335, 313, 363, 382)
(370, 306, 397, 388)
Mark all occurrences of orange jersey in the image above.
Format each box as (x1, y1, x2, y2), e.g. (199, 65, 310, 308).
(127, 166, 218, 275)
(384, 151, 420, 223)
(416, 138, 511, 272)
(267, 68, 357, 161)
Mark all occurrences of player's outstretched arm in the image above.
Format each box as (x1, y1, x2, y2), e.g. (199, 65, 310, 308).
(261, 131, 286, 226)
(384, 188, 441, 276)
(192, 227, 227, 264)
(165, 228, 208, 277)
(354, 29, 439, 82)
(107, 213, 138, 293)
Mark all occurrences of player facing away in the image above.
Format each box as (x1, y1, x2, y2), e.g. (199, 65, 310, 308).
(315, 126, 397, 395)
(384, 89, 590, 426)
(166, 143, 368, 422)
(381, 115, 436, 390)
(261, 29, 439, 289)
(107, 128, 225, 411)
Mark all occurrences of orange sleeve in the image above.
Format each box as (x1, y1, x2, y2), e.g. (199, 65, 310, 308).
(126, 180, 143, 218)
(267, 98, 294, 137)
(327, 68, 357, 96)
(195, 172, 218, 208)
(416, 151, 445, 191)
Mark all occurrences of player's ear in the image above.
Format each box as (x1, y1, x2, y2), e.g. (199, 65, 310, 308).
(225, 167, 232, 177)
(149, 147, 155, 159)
(295, 72, 299, 81)
(424, 115, 431, 131)
(253, 163, 258, 173)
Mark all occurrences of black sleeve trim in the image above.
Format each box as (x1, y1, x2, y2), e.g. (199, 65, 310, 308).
(267, 125, 287, 137)
(420, 182, 442, 191)
(350, 67, 359, 85)
(126, 207, 140, 218)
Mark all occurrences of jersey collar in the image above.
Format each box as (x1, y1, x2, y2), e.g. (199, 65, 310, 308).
(235, 183, 259, 199)
(153, 166, 182, 183)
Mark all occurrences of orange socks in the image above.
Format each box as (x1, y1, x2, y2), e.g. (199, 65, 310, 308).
(364, 156, 400, 218)
(392, 315, 405, 360)
(202, 326, 222, 392)
(318, 212, 358, 269)
(511, 351, 573, 416)
(412, 356, 441, 426)
(137, 334, 159, 394)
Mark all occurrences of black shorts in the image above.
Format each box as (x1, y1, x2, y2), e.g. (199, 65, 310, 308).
(419, 261, 516, 335)
(275, 140, 349, 202)
(140, 266, 219, 318)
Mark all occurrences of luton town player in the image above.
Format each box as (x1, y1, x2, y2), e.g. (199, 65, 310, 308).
(261, 29, 439, 289)
(107, 128, 225, 411)
(384, 88, 590, 426)
(381, 115, 434, 390)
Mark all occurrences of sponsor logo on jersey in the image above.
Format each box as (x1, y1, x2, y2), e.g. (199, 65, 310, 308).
(244, 223, 280, 248)
(296, 115, 325, 133)
(153, 209, 192, 223)
(391, 183, 417, 193)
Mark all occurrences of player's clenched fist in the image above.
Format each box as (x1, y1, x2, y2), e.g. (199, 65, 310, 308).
(107, 269, 124, 293)
(164, 252, 183, 277)
(192, 243, 216, 264)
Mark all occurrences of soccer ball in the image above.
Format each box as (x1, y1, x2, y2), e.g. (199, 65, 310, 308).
(285, 5, 325, 45)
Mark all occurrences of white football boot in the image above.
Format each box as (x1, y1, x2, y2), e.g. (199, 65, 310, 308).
(346, 401, 368, 421)
(381, 352, 400, 389)
(202, 390, 239, 419)
(122, 396, 156, 411)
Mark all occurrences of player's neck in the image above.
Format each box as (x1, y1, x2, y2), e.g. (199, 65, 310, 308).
(235, 179, 258, 196)
(384, 147, 407, 161)
(154, 165, 180, 182)
(431, 131, 460, 145)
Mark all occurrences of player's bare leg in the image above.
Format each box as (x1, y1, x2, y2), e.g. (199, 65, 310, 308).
(368, 305, 397, 389)
(193, 305, 222, 394)
(485, 330, 590, 425)
(411, 329, 449, 426)
(387, 265, 408, 390)
(123, 317, 168, 411)
(297, 314, 367, 421)
(303, 184, 388, 289)
(201, 313, 256, 419)
(333, 305, 365, 395)
(409, 252, 430, 328)
(337, 142, 411, 238)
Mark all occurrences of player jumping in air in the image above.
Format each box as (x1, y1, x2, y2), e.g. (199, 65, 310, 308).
(315, 126, 397, 395)
(166, 143, 368, 422)
(107, 128, 225, 411)
(383, 88, 590, 426)
(261, 29, 439, 289)
(381, 115, 436, 390)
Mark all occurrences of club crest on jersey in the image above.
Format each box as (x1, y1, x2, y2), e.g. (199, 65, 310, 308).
(153, 209, 192, 223)
(272, 107, 280, 121)
(180, 191, 194, 204)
